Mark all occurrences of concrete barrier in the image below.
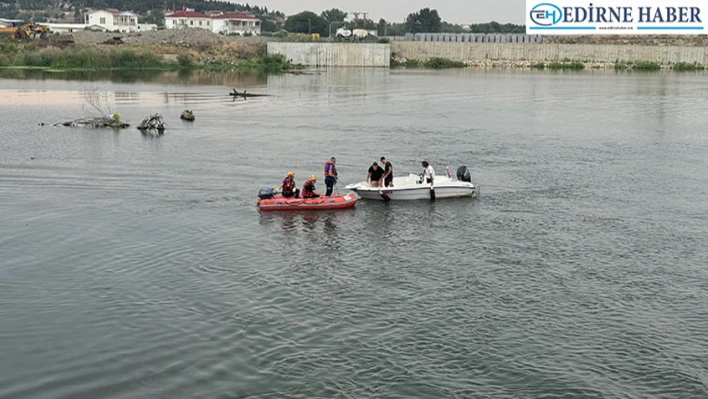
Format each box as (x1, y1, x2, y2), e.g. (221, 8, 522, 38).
(267, 42, 390, 67)
(391, 42, 708, 64)
(268, 40, 708, 68)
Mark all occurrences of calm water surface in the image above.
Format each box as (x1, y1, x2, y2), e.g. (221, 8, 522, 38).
(1, 68, 708, 398)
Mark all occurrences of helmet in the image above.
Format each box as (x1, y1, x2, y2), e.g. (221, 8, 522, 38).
(310, 175, 317, 182)
(287, 171, 294, 178)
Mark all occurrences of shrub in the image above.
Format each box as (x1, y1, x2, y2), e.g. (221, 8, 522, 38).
(177, 54, 194, 69)
(674, 62, 704, 71)
(546, 61, 584, 70)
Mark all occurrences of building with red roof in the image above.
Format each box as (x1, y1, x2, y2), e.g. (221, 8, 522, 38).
(164, 9, 261, 35)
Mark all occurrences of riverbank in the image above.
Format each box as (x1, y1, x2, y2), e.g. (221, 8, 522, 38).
(390, 56, 707, 71)
(0, 38, 301, 73)
(390, 42, 708, 70)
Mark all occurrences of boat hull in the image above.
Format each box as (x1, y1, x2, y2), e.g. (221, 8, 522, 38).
(344, 174, 478, 201)
(258, 192, 359, 211)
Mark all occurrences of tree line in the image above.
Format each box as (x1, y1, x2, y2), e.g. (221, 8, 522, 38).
(1, 3, 524, 36)
(280, 8, 525, 37)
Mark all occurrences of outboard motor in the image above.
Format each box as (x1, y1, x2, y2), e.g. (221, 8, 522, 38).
(456, 166, 471, 182)
(258, 187, 276, 200)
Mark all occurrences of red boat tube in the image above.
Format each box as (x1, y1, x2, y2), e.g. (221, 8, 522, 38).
(257, 188, 359, 211)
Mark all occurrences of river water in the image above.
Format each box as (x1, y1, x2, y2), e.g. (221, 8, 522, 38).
(1, 67, 708, 398)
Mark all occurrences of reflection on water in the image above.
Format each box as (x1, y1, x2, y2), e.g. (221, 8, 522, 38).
(0, 68, 269, 86)
(258, 208, 357, 234)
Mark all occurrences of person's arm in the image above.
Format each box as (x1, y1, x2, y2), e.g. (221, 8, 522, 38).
(366, 171, 371, 182)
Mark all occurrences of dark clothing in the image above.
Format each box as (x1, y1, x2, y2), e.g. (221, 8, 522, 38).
(282, 188, 300, 198)
(382, 161, 393, 186)
(325, 177, 336, 196)
(302, 180, 319, 198)
(324, 161, 338, 197)
(368, 166, 383, 181)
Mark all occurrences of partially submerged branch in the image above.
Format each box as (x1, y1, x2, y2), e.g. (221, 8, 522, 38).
(81, 86, 113, 117)
(229, 88, 272, 100)
(54, 116, 129, 129)
(137, 114, 166, 132)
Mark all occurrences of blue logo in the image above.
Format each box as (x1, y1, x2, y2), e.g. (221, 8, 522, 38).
(530, 3, 563, 26)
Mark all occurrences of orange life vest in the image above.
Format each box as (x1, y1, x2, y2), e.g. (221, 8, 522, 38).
(302, 179, 316, 198)
(282, 177, 295, 192)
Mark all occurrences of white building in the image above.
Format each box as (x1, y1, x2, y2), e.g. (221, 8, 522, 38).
(84, 8, 139, 32)
(41, 22, 104, 33)
(164, 10, 261, 35)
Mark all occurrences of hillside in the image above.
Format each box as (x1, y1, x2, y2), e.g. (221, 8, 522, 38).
(1, 0, 284, 23)
(76, 0, 283, 17)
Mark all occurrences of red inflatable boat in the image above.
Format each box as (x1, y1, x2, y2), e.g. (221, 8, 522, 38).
(257, 188, 359, 211)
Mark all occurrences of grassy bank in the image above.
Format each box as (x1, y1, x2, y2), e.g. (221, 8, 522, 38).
(532, 61, 585, 70)
(391, 57, 467, 69)
(0, 40, 301, 73)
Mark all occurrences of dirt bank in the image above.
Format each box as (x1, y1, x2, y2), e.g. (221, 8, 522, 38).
(67, 29, 268, 46)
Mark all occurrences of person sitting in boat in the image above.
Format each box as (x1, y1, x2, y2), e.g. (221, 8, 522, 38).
(278, 171, 300, 198)
(302, 175, 324, 198)
(324, 157, 338, 196)
(422, 160, 435, 184)
(366, 162, 384, 187)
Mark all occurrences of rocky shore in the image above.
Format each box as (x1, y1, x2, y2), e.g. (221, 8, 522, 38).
(67, 29, 267, 46)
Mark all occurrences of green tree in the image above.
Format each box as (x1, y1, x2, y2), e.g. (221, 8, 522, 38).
(377, 18, 387, 36)
(260, 18, 277, 32)
(284, 11, 328, 36)
(321, 8, 347, 22)
(405, 8, 442, 33)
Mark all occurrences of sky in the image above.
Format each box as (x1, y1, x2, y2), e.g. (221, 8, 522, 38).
(239, 0, 527, 25)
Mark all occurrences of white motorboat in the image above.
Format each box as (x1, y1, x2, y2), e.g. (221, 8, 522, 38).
(344, 166, 479, 201)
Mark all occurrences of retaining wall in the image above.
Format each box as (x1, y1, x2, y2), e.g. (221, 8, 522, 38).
(401, 33, 548, 43)
(391, 42, 708, 64)
(267, 42, 390, 67)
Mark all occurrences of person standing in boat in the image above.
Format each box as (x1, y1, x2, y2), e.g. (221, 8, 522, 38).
(366, 162, 384, 187)
(302, 175, 324, 198)
(324, 157, 338, 196)
(422, 160, 435, 184)
(278, 171, 300, 198)
(380, 156, 394, 187)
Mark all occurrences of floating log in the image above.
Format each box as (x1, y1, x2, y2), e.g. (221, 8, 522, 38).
(180, 110, 195, 121)
(137, 113, 166, 133)
(229, 88, 271, 100)
(54, 116, 129, 129)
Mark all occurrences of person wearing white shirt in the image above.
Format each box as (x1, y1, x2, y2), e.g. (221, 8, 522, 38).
(422, 160, 435, 184)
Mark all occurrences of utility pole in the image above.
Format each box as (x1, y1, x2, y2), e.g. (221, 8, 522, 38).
(307, 18, 311, 34)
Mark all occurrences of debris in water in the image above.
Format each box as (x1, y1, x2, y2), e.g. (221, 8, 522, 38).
(137, 113, 166, 133)
(180, 110, 195, 121)
(54, 115, 129, 129)
(229, 88, 271, 100)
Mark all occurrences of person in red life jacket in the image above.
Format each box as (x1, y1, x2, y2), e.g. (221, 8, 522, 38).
(302, 175, 324, 198)
(324, 157, 338, 196)
(278, 171, 300, 198)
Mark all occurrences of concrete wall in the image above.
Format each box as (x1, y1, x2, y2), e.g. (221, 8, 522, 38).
(391, 42, 708, 64)
(267, 42, 390, 67)
(402, 33, 548, 43)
